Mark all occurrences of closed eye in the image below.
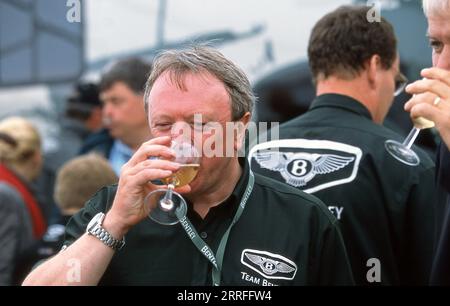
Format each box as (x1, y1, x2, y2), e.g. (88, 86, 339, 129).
(154, 123, 172, 130)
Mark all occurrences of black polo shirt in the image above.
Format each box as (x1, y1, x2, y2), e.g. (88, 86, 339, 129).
(63, 158, 354, 286)
(249, 94, 440, 285)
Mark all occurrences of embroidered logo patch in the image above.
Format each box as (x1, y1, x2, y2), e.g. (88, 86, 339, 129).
(241, 249, 297, 280)
(249, 139, 362, 193)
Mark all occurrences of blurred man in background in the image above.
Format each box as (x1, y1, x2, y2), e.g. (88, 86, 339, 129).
(80, 58, 152, 175)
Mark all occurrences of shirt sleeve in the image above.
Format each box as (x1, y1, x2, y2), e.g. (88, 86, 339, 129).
(62, 185, 116, 248)
(301, 199, 354, 286)
(315, 217, 355, 286)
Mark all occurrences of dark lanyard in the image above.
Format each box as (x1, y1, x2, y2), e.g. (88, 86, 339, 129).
(175, 170, 255, 286)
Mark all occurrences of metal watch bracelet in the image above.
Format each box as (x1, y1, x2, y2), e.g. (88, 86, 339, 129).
(89, 224, 125, 251)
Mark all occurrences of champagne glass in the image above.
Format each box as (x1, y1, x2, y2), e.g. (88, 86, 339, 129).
(146, 140, 200, 225)
(385, 92, 440, 166)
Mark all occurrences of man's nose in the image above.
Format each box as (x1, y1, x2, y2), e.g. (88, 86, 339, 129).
(170, 121, 192, 139)
(102, 104, 114, 125)
(436, 47, 450, 70)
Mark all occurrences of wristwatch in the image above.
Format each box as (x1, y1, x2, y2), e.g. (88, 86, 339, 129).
(86, 212, 125, 251)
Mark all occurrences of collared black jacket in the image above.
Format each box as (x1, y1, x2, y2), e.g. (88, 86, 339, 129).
(430, 143, 450, 285)
(249, 94, 440, 285)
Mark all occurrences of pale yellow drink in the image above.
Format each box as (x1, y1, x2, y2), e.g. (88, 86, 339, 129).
(413, 117, 435, 129)
(162, 163, 200, 187)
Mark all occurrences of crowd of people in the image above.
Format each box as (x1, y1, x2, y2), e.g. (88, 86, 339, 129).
(0, 0, 449, 286)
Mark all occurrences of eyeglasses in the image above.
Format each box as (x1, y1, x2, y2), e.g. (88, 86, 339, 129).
(394, 72, 408, 97)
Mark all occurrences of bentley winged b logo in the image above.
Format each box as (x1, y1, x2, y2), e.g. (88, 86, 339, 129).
(245, 253, 296, 275)
(249, 139, 363, 193)
(253, 150, 355, 187)
(241, 249, 297, 280)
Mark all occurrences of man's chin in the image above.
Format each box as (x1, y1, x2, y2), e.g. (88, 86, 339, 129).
(183, 179, 201, 195)
(108, 128, 121, 139)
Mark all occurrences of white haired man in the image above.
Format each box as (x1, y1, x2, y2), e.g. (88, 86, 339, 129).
(405, 0, 450, 285)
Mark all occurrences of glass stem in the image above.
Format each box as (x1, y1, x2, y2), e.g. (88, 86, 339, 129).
(402, 127, 421, 149)
(159, 183, 175, 211)
(162, 184, 175, 202)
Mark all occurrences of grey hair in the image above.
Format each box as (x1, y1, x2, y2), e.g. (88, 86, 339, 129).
(144, 45, 255, 120)
(423, 0, 450, 17)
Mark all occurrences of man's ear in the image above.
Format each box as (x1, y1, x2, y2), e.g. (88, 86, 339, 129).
(366, 54, 381, 90)
(234, 112, 251, 152)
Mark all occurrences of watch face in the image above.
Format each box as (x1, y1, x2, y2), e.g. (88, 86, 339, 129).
(87, 213, 104, 232)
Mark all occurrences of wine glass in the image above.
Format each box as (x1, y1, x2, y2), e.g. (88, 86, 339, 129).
(385, 76, 440, 166)
(146, 139, 200, 225)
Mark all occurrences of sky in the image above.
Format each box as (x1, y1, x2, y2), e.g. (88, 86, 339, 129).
(85, 0, 352, 82)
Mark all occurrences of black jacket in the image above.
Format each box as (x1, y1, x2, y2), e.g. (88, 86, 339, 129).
(250, 94, 440, 285)
(79, 128, 114, 158)
(430, 143, 450, 285)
